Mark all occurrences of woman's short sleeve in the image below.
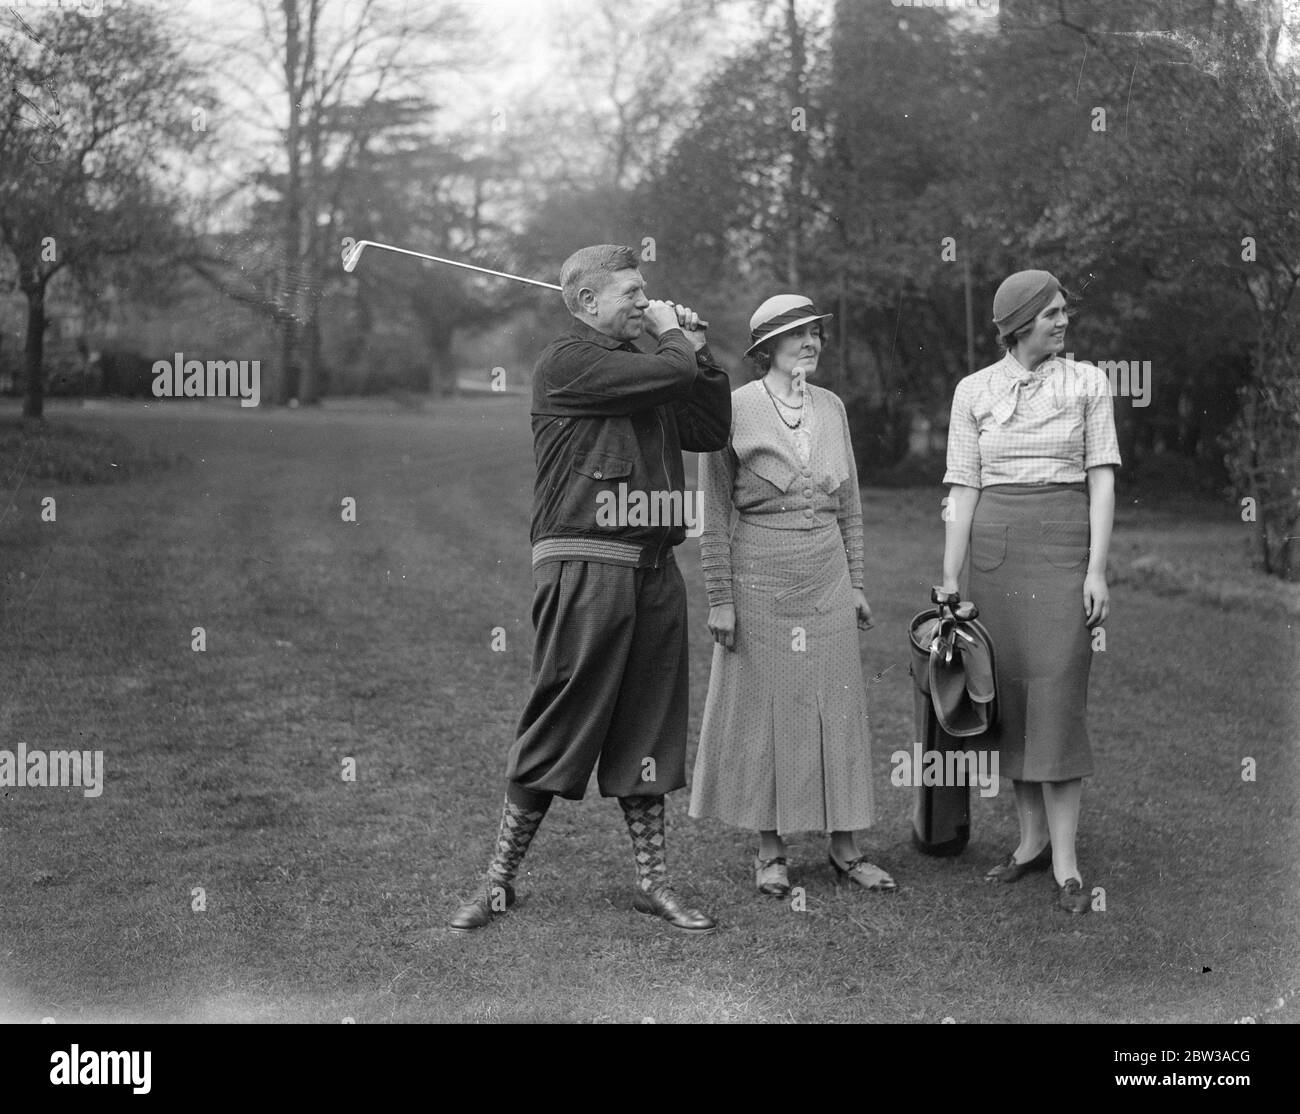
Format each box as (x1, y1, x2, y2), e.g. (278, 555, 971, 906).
(1082, 364, 1123, 470)
(942, 377, 982, 488)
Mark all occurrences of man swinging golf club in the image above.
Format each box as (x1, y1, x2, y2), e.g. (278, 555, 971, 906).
(449, 244, 732, 934)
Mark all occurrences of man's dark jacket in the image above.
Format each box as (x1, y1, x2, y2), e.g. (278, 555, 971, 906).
(529, 319, 732, 569)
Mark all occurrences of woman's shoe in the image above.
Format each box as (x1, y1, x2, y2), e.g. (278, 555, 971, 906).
(753, 855, 791, 897)
(1057, 877, 1090, 914)
(984, 843, 1052, 884)
(829, 852, 897, 892)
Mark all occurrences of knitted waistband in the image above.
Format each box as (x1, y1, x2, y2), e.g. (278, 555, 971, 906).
(532, 536, 652, 569)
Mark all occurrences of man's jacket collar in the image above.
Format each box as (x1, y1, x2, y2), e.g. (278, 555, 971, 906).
(566, 317, 633, 350)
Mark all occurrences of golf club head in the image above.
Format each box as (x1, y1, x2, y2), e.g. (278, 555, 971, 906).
(342, 241, 366, 273)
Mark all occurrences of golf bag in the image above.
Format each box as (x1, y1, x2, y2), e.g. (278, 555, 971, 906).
(907, 588, 998, 856)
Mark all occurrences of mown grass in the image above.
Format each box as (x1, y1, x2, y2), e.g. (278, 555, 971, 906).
(0, 414, 187, 487)
(0, 398, 1295, 1023)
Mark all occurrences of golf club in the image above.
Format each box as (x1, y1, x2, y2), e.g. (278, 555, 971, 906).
(343, 239, 707, 327)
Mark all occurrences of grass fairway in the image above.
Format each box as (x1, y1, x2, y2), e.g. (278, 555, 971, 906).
(1, 398, 1296, 1024)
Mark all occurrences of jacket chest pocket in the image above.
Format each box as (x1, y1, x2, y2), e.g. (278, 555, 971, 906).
(970, 523, 1007, 571)
(1041, 520, 1090, 568)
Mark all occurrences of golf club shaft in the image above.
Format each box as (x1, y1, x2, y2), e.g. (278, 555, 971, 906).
(346, 240, 560, 289)
(345, 240, 708, 327)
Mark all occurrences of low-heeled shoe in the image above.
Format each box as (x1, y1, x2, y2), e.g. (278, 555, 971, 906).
(984, 843, 1052, 884)
(632, 884, 718, 934)
(1057, 877, 1090, 914)
(448, 879, 515, 932)
(829, 854, 897, 892)
(754, 855, 791, 897)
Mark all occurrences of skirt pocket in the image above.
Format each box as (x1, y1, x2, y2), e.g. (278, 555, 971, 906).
(772, 568, 827, 616)
(970, 522, 1008, 571)
(1040, 520, 1090, 569)
(813, 568, 851, 615)
(771, 559, 850, 618)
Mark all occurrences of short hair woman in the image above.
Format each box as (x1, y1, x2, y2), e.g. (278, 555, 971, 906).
(940, 270, 1121, 913)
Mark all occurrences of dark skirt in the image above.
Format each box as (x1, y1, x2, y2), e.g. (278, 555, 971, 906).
(968, 483, 1094, 782)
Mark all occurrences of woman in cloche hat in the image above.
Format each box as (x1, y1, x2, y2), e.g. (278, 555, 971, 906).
(939, 270, 1120, 914)
(690, 294, 897, 897)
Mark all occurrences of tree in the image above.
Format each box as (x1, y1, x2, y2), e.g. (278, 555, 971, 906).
(512, 0, 731, 193)
(1032, 0, 1300, 575)
(646, 2, 832, 291)
(189, 0, 471, 404)
(820, 0, 996, 427)
(340, 135, 529, 395)
(0, 5, 210, 419)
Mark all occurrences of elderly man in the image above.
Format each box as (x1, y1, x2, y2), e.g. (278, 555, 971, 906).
(449, 244, 731, 934)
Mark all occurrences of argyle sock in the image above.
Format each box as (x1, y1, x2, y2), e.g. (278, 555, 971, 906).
(484, 793, 550, 886)
(619, 795, 668, 894)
